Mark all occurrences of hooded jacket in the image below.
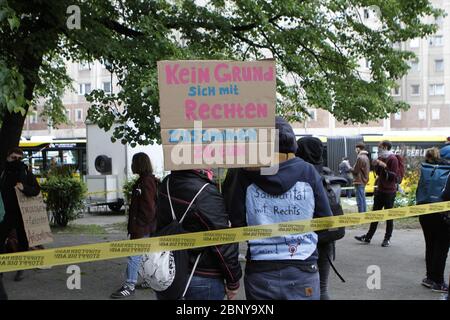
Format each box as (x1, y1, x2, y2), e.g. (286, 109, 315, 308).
(157, 170, 242, 290)
(352, 151, 370, 185)
(223, 157, 333, 272)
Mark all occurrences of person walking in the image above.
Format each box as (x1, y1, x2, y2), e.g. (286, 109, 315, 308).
(352, 143, 371, 213)
(156, 169, 242, 300)
(339, 158, 353, 199)
(0, 147, 41, 287)
(355, 140, 399, 247)
(417, 148, 449, 293)
(111, 153, 158, 298)
(223, 117, 333, 300)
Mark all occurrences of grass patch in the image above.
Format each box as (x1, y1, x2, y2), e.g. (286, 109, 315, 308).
(105, 222, 128, 233)
(51, 224, 107, 235)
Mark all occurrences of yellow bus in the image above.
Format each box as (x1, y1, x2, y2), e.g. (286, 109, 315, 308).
(19, 139, 87, 177)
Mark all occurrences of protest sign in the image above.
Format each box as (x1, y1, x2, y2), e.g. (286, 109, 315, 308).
(15, 188, 53, 247)
(158, 60, 277, 170)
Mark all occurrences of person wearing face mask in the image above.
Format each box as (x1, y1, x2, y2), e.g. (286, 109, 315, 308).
(355, 140, 399, 247)
(0, 147, 40, 295)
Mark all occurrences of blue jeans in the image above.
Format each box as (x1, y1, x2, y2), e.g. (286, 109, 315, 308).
(355, 184, 367, 213)
(245, 265, 320, 300)
(184, 275, 225, 300)
(125, 234, 149, 288)
(125, 255, 142, 288)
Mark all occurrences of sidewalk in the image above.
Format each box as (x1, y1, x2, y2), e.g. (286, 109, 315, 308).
(2, 226, 448, 300)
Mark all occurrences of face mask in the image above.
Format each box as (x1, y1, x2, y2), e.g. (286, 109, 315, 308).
(6, 160, 23, 171)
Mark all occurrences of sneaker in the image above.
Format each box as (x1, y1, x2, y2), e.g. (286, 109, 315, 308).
(381, 239, 390, 247)
(135, 282, 153, 290)
(431, 282, 449, 293)
(421, 278, 435, 288)
(355, 235, 371, 244)
(110, 285, 135, 299)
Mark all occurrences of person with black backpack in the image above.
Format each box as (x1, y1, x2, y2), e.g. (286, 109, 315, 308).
(155, 169, 242, 300)
(355, 140, 400, 247)
(296, 136, 347, 300)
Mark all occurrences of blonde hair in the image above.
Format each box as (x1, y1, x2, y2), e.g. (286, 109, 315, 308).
(425, 147, 440, 162)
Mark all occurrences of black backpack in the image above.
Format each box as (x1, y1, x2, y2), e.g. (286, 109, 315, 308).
(317, 172, 347, 244)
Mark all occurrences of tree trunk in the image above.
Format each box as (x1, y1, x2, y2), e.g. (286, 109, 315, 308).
(0, 62, 41, 171)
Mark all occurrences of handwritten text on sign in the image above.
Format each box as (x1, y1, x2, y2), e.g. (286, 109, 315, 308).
(158, 60, 276, 170)
(15, 188, 53, 247)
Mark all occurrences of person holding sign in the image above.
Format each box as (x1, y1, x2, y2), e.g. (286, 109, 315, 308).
(0, 147, 41, 282)
(223, 117, 333, 300)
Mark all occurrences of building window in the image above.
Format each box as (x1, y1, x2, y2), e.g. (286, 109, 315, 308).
(65, 109, 71, 121)
(410, 38, 420, 48)
(29, 112, 38, 124)
(307, 109, 317, 121)
(103, 81, 111, 93)
(363, 9, 370, 19)
(435, 59, 444, 72)
(365, 59, 370, 68)
(411, 85, 420, 96)
(435, 16, 444, 28)
(394, 112, 402, 120)
(429, 35, 443, 47)
(75, 109, 84, 122)
(429, 84, 445, 96)
(78, 61, 91, 71)
(78, 83, 92, 95)
(418, 109, 427, 120)
(392, 86, 401, 96)
(410, 59, 420, 72)
(432, 108, 440, 120)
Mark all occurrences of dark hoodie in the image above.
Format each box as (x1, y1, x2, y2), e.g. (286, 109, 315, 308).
(223, 157, 333, 271)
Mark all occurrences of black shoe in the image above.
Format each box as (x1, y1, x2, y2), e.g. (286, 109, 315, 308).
(110, 285, 135, 299)
(381, 239, 391, 247)
(14, 270, 25, 282)
(355, 235, 371, 244)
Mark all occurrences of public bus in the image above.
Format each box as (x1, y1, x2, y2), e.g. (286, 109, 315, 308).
(19, 139, 87, 177)
(295, 134, 448, 193)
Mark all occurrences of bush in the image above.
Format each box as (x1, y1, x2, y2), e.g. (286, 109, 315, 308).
(41, 169, 87, 227)
(394, 169, 420, 208)
(122, 175, 138, 206)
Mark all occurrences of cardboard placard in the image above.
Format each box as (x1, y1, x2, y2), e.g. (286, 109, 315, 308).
(158, 60, 277, 170)
(15, 188, 53, 247)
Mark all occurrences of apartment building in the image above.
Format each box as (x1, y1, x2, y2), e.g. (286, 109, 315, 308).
(22, 60, 118, 139)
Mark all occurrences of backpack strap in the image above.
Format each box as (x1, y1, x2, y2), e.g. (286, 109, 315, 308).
(181, 252, 202, 299)
(166, 177, 209, 223)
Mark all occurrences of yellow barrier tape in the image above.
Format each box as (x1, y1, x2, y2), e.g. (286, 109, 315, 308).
(1, 201, 449, 272)
(86, 190, 121, 196)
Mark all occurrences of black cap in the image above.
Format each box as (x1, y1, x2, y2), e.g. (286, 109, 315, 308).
(276, 116, 298, 154)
